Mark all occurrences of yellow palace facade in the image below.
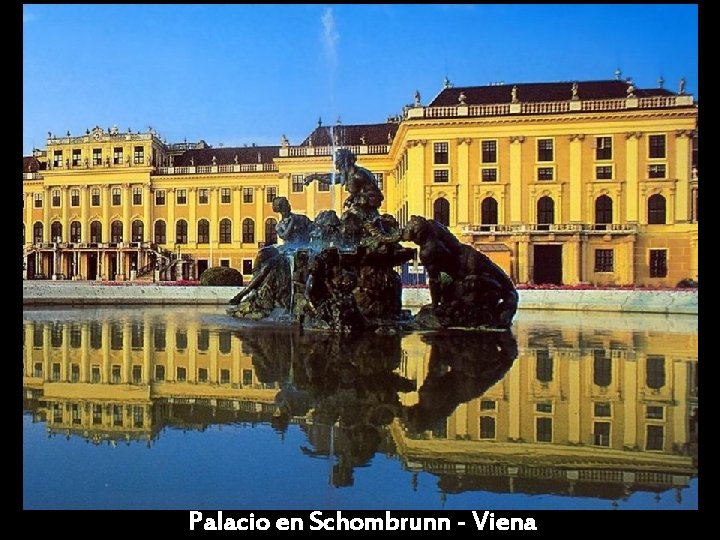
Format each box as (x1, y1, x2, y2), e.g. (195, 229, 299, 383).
(22, 77, 698, 286)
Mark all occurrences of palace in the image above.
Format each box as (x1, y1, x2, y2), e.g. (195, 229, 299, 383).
(22, 76, 698, 286)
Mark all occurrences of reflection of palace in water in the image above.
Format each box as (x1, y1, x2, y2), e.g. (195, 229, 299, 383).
(23, 310, 697, 502)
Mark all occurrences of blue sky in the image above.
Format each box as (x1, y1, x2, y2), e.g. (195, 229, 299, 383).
(22, 4, 698, 156)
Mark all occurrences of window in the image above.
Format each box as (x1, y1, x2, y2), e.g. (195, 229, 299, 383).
(110, 221, 123, 243)
(198, 368, 208, 382)
(33, 324, 44, 347)
(154, 324, 166, 351)
(176, 220, 188, 244)
(132, 405, 144, 426)
(648, 194, 666, 224)
(481, 140, 497, 163)
(91, 188, 100, 206)
(594, 402, 611, 417)
(131, 365, 142, 384)
(374, 173, 384, 191)
(594, 249, 614, 272)
(51, 362, 61, 381)
(481, 168, 498, 182)
(131, 322, 143, 349)
(537, 167, 554, 181)
(34, 193, 43, 208)
(265, 218, 278, 245)
(536, 349, 553, 382)
(433, 142, 449, 164)
(220, 369, 230, 384)
(113, 147, 123, 165)
(197, 329, 209, 351)
(220, 187, 232, 203)
(155, 189, 166, 206)
(90, 221, 102, 243)
(110, 323, 123, 350)
(219, 219, 232, 243)
(266, 186, 277, 203)
(648, 164, 666, 178)
(242, 218, 255, 243)
(318, 177, 330, 191)
(595, 195, 613, 227)
(52, 189, 61, 207)
(537, 197, 554, 228)
(176, 367, 187, 382)
(480, 400, 496, 411)
(198, 188, 209, 204)
(51, 222, 62, 242)
(481, 198, 498, 226)
(70, 221, 81, 243)
(537, 139, 554, 161)
(197, 219, 210, 244)
(433, 197, 450, 226)
(593, 351, 612, 386)
(33, 222, 43, 243)
(595, 136, 612, 160)
(646, 356, 666, 389)
(132, 187, 142, 205)
(536, 417, 552, 442)
(433, 170, 449, 183)
(154, 220, 166, 244)
(646, 425, 664, 450)
(112, 187, 121, 205)
(479, 416, 496, 439)
(219, 331, 232, 354)
(53, 150, 62, 168)
(593, 422, 611, 446)
(649, 134, 666, 159)
(72, 149, 81, 166)
(291, 175, 304, 193)
(133, 145, 144, 164)
(242, 369, 253, 386)
(33, 362, 43, 377)
(92, 404, 102, 424)
(243, 187, 253, 203)
(176, 189, 187, 205)
(646, 406, 664, 419)
(93, 148, 102, 166)
(596, 166, 613, 180)
(176, 329, 187, 350)
(71, 189, 80, 206)
(90, 322, 102, 349)
(154, 365, 165, 381)
(242, 259, 253, 275)
(131, 220, 143, 242)
(536, 402, 552, 413)
(51, 323, 63, 347)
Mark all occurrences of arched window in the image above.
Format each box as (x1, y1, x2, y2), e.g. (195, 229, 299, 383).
(219, 218, 232, 244)
(481, 197, 498, 227)
(110, 220, 123, 243)
(33, 222, 43, 244)
(433, 197, 450, 226)
(595, 195, 613, 229)
(593, 350, 612, 387)
(50, 221, 62, 242)
(648, 194, 666, 224)
(242, 218, 255, 244)
(646, 356, 666, 389)
(90, 221, 102, 243)
(197, 219, 210, 244)
(265, 218, 278, 245)
(176, 219, 188, 244)
(70, 221, 81, 243)
(536, 349, 553, 382)
(131, 220, 144, 242)
(154, 220, 166, 244)
(537, 196, 554, 230)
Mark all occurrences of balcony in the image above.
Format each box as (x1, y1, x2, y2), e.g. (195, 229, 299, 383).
(463, 223, 638, 236)
(154, 163, 278, 175)
(278, 144, 389, 158)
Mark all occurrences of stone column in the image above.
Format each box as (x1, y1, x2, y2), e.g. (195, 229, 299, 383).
(674, 131, 692, 223)
(624, 132, 641, 223)
(406, 140, 426, 216)
(188, 187, 197, 243)
(80, 187, 89, 243)
(167, 188, 176, 250)
(143, 184, 151, 243)
(568, 134, 584, 222)
(255, 187, 265, 245)
(567, 354, 581, 443)
(509, 136, 524, 224)
(209, 188, 218, 265)
(623, 357, 638, 449)
(456, 137, 471, 227)
(507, 360, 521, 441)
(233, 187, 242, 248)
(80, 325, 90, 382)
(42, 186, 50, 242)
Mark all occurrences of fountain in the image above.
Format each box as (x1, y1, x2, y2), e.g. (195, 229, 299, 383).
(228, 148, 518, 332)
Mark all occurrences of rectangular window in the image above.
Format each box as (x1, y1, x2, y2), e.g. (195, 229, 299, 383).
(242, 369, 253, 386)
(266, 186, 277, 203)
(198, 188, 209, 204)
(113, 147, 123, 165)
(596, 166, 613, 180)
(646, 425, 664, 450)
(595, 137, 612, 160)
(72, 149, 82, 166)
(649, 249, 667, 278)
(53, 150, 63, 168)
(70, 364, 80, 382)
(374, 173, 384, 191)
(433, 170, 449, 183)
(292, 175, 304, 193)
(91, 365, 101, 383)
(593, 421, 611, 446)
(648, 164, 666, 178)
(132, 365, 142, 384)
(481, 140, 497, 163)
(155, 365, 165, 381)
(481, 168, 497, 182)
(34, 193, 43, 208)
(433, 142, 449, 164)
(113, 404, 123, 426)
(220, 369, 230, 384)
(594, 402, 611, 417)
(243, 187, 253, 203)
(176, 329, 187, 350)
(594, 249, 614, 272)
(71, 189, 80, 207)
(242, 259, 253, 275)
(197, 329, 209, 351)
(537, 139, 554, 161)
(91, 189, 100, 206)
(649, 134, 666, 159)
(318, 178, 330, 192)
(479, 416, 496, 439)
(131, 322, 143, 349)
(536, 417, 552, 442)
(92, 404, 102, 425)
(132, 187, 142, 205)
(646, 406, 664, 419)
(536, 402, 553, 413)
(70, 324, 81, 348)
(155, 189, 166, 206)
(221, 188, 232, 203)
(51, 362, 61, 381)
(111, 187, 121, 206)
(480, 400, 496, 411)
(198, 368, 208, 383)
(51, 189, 61, 207)
(111, 364, 121, 383)
(176, 189, 187, 205)
(176, 366, 187, 382)
(133, 145, 144, 164)
(154, 325, 166, 351)
(93, 148, 102, 165)
(537, 167, 554, 181)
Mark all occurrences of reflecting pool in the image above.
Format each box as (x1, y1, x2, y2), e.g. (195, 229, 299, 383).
(23, 306, 697, 510)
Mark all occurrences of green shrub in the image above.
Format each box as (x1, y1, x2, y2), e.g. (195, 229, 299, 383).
(199, 266, 244, 286)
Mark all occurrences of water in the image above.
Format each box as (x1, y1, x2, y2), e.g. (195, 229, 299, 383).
(22, 306, 697, 510)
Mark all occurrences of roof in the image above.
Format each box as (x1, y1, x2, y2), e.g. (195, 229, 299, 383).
(300, 122, 400, 147)
(23, 156, 45, 173)
(429, 80, 677, 107)
(172, 145, 280, 166)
